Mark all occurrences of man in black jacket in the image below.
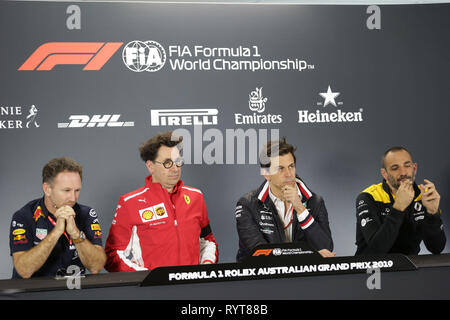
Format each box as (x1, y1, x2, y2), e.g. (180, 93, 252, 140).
(235, 138, 334, 262)
(355, 146, 446, 255)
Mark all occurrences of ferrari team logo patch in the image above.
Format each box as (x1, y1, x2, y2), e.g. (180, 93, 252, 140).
(184, 194, 190, 205)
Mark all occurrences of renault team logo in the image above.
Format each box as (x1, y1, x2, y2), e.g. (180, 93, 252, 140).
(18, 42, 123, 71)
(122, 40, 166, 72)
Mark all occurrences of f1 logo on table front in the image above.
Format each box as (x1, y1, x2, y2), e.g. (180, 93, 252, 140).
(18, 42, 123, 71)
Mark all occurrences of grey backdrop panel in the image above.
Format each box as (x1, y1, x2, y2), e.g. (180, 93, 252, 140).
(0, 2, 449, 279)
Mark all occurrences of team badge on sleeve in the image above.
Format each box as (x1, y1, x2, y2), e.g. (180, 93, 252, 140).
(33, 206, 45, 222)
(36, 228, 48, 240)
(12, 228, 28, 244)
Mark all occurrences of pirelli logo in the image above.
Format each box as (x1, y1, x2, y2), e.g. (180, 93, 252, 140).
(150, 109, 218, 126)
(18, 42, 123, 71)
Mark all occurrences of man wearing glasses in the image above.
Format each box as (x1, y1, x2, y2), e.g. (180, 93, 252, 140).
(105, 131, 218, 272)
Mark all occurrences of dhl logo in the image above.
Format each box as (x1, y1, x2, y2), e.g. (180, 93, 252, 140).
(18, 42, 122, 71)
(252, 249, 273, 257)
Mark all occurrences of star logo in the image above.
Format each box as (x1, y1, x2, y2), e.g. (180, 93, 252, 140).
(319, 85, 340, 107)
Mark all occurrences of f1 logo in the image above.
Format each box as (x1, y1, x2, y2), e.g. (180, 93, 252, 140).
(18, 42, 123, 71)
(252, 249, 273, 257)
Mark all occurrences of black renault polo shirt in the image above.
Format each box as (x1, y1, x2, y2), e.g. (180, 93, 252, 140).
(9, 197, 103, 279)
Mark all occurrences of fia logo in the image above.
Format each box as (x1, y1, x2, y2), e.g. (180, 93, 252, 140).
(122, 40, 166, 72)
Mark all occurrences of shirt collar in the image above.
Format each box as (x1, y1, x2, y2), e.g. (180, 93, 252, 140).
(145, 174, 184, 194)
(258, 176, 312, 203)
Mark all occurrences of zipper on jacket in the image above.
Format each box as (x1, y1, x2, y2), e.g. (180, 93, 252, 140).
(164, 187, 181, 265)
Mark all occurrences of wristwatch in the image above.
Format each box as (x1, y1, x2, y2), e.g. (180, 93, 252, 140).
(72, 231, 86, 244)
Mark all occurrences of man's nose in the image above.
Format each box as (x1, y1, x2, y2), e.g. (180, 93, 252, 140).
(399, 166, 409, 176)
(285, 167, 294, 177)
(69, 191, 77, 202)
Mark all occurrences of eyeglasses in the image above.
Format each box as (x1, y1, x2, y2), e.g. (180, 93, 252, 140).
(154, 158, 184, 169)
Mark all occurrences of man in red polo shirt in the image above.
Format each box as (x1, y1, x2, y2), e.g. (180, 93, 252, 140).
(105, 131, 218, 271)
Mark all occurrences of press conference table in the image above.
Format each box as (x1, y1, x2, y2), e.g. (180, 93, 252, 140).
(1, 253, 450, 300)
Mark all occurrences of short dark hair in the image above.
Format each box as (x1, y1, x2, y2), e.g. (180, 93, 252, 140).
(139, 131, 183, 162)
(259, 137, 296, 168)
(381, 146, 413, 168)
(42, 157, 83, 184)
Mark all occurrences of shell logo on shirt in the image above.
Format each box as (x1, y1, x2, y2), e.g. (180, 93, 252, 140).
(142, 210, 154, 220)
(138, 203, 168, 223)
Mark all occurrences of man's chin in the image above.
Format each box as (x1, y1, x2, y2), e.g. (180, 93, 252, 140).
(167, 178, 180, 186)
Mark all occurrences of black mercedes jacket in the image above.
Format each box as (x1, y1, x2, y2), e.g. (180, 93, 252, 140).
(355, 180, 446, 255)
(235, 177, 333, 262)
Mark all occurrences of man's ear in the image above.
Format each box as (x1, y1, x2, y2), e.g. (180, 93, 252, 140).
(380, 168, 388, 181)
(145, 160, 154, 174)
(42, 182, 51, 197)
(261, 167, 271, 182)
